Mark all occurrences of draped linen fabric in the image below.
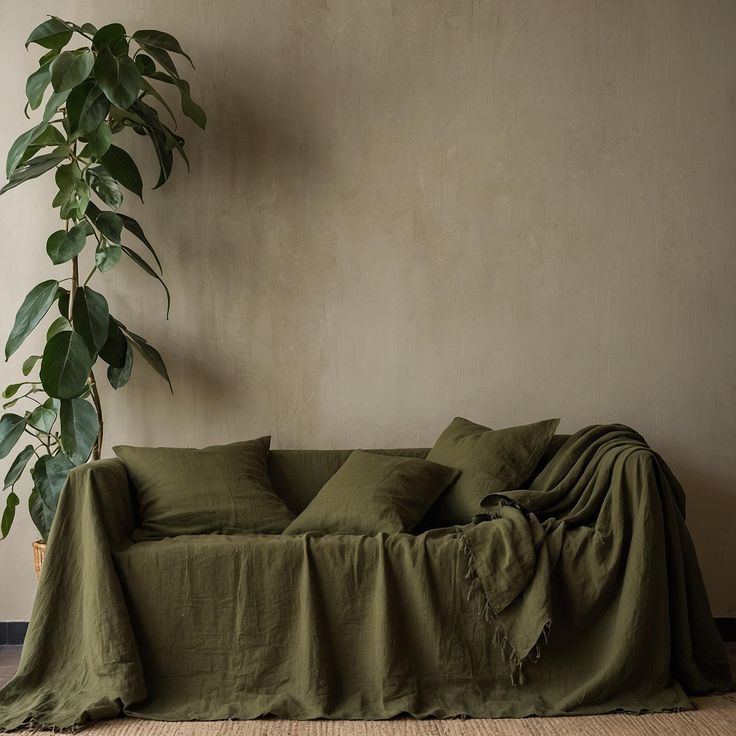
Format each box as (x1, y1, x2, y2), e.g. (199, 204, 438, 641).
(0, 425, 731, 730)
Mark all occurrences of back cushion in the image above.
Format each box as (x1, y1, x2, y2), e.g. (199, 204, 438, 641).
(283, 450, 458, 535)
(115, 437, 295, 540)
(268, 448, 429, 514)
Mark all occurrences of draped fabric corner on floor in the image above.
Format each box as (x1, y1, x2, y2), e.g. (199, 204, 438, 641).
(0, 425, 732, 731)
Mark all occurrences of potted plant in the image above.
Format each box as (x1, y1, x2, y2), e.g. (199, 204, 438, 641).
(0, 16, 205, 574)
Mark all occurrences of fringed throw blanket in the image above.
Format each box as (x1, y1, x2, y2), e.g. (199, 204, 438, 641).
(0, 425, 731, 730)
(458, 424, 732, 699)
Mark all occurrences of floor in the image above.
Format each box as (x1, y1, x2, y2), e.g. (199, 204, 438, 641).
(0, 645, 20, 687)
(1, 645, 735, 734)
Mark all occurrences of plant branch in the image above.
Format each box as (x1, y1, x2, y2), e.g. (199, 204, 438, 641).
(88, 370, 104, 460)
(83, 266, 97, 286)
(84, 215, 101, 243)
(69, 253, 79, 321)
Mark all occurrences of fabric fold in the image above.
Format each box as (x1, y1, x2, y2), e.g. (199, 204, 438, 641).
(462, 424, 732, 696)
(0, 459, 145, 731)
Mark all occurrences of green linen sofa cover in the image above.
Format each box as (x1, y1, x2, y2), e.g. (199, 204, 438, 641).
(0, 425, 731, 730)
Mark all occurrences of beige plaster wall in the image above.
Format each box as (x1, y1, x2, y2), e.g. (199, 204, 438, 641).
(1, 0, 734, 620)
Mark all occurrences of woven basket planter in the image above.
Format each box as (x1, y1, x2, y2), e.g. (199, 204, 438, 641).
(32, 540, 46, 578)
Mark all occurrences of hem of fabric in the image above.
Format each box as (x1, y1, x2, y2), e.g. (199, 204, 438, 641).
(121, 698, 697, 722)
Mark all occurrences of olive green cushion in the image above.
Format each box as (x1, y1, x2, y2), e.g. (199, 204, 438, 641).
(423, 417, 560, 527)
(114, 437, 294, 540)
(283, 449, 459, 535)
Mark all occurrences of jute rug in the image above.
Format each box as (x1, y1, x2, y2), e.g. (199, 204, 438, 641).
(25, 692, 736, 736)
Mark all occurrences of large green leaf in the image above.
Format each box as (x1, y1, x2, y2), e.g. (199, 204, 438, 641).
(25, 18, 73, 50)
(22, 355, 42, 376)
(1, 382, 34, 399)
(0, 153, 66, 195)
(92, 23, 128, 55)
(67, 82, 110, 137)
(95, 50, 143, 109)
(101, 145, 143, 199)
(119, 213, 162, 272)
(55, 160, 81, 190)
(122, 327, 171, 391)
(84, 122, 112, 157)
(72, 286, 110, 356)
(121, 246, 171, 317)
(87, 165, 123, 209)
(132, 29, 194, 67)
(29, 487, 54, 543)
(3, 445, 35, 490)
(28, 397, 59, 433)
(130, 100, 172, 188)
(56, 288, 69, 319)
(46, 316, 71, 341)
(17, 126, 66, 167)
(40, 331, 93, 399)
(53, 162, 90, 220)
(6, 122, 50, 179)
(5, 279, 59, 359)
(147, 71, 206, 129)
(59, 181, 91, 220)
(50, 50, 95, 92)
(64, 80, 92, 134)
(91, 210, 123, 243)
(94, 239, 122, 272)
(60, 398, 99, 464)
(99, 317, 127, 368)
(25, 62, 52, 111)
(0, 414, 26, 459)
(43, 89, 71, 122)
(38, 48, 60, 67)
(1, 492, 20, 539)
(32, 453, 74, 516)
(140, 78, 178, 126)
(46, 222, 90, 264)
(70, 22, 98, 37)
(137, 45, 180, 79)
(134, 54, 156, 76)
(107, 340, 133, 389)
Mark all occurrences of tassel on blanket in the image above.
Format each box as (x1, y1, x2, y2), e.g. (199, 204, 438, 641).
(455, 527, 551, 686)
(18, 717, 86, 733)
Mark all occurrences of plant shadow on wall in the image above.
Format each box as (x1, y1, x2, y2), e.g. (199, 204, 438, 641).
(0, 17, 206, 545)
(157, 58, 328, 417)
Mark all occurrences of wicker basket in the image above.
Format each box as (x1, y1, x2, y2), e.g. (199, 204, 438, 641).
(32, 540, 46, 578)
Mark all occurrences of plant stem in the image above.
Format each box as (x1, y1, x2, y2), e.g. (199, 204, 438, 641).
(83, 266, 97, 286)
(89, 370, 104, 460)
(67, 224, 105, 462)
(69, 254, 79, 320)
(68, 226, 105, 461)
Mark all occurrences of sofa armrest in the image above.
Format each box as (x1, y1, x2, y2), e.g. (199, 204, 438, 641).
(63, 458, 135, 549)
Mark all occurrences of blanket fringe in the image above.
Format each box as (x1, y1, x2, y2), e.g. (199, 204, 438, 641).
(7, 716, 87, 733)
(455, 527, 551, 687)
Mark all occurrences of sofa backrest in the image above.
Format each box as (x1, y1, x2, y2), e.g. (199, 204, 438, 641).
(268, 435, 570, 515)
(268, 448, 429, 514)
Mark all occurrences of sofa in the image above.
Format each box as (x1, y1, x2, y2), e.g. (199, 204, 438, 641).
(0, 423, 732, 731)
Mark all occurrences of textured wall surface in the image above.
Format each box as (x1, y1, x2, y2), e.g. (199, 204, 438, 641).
(1, 0, 735, 620)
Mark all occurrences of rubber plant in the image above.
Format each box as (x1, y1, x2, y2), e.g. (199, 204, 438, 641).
(0, 17, 205, 542)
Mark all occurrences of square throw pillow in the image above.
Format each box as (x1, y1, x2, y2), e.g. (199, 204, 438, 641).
(422, 417, 560, 527)
(114, 436, 295, 540)
(283, 449, 459, 536)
